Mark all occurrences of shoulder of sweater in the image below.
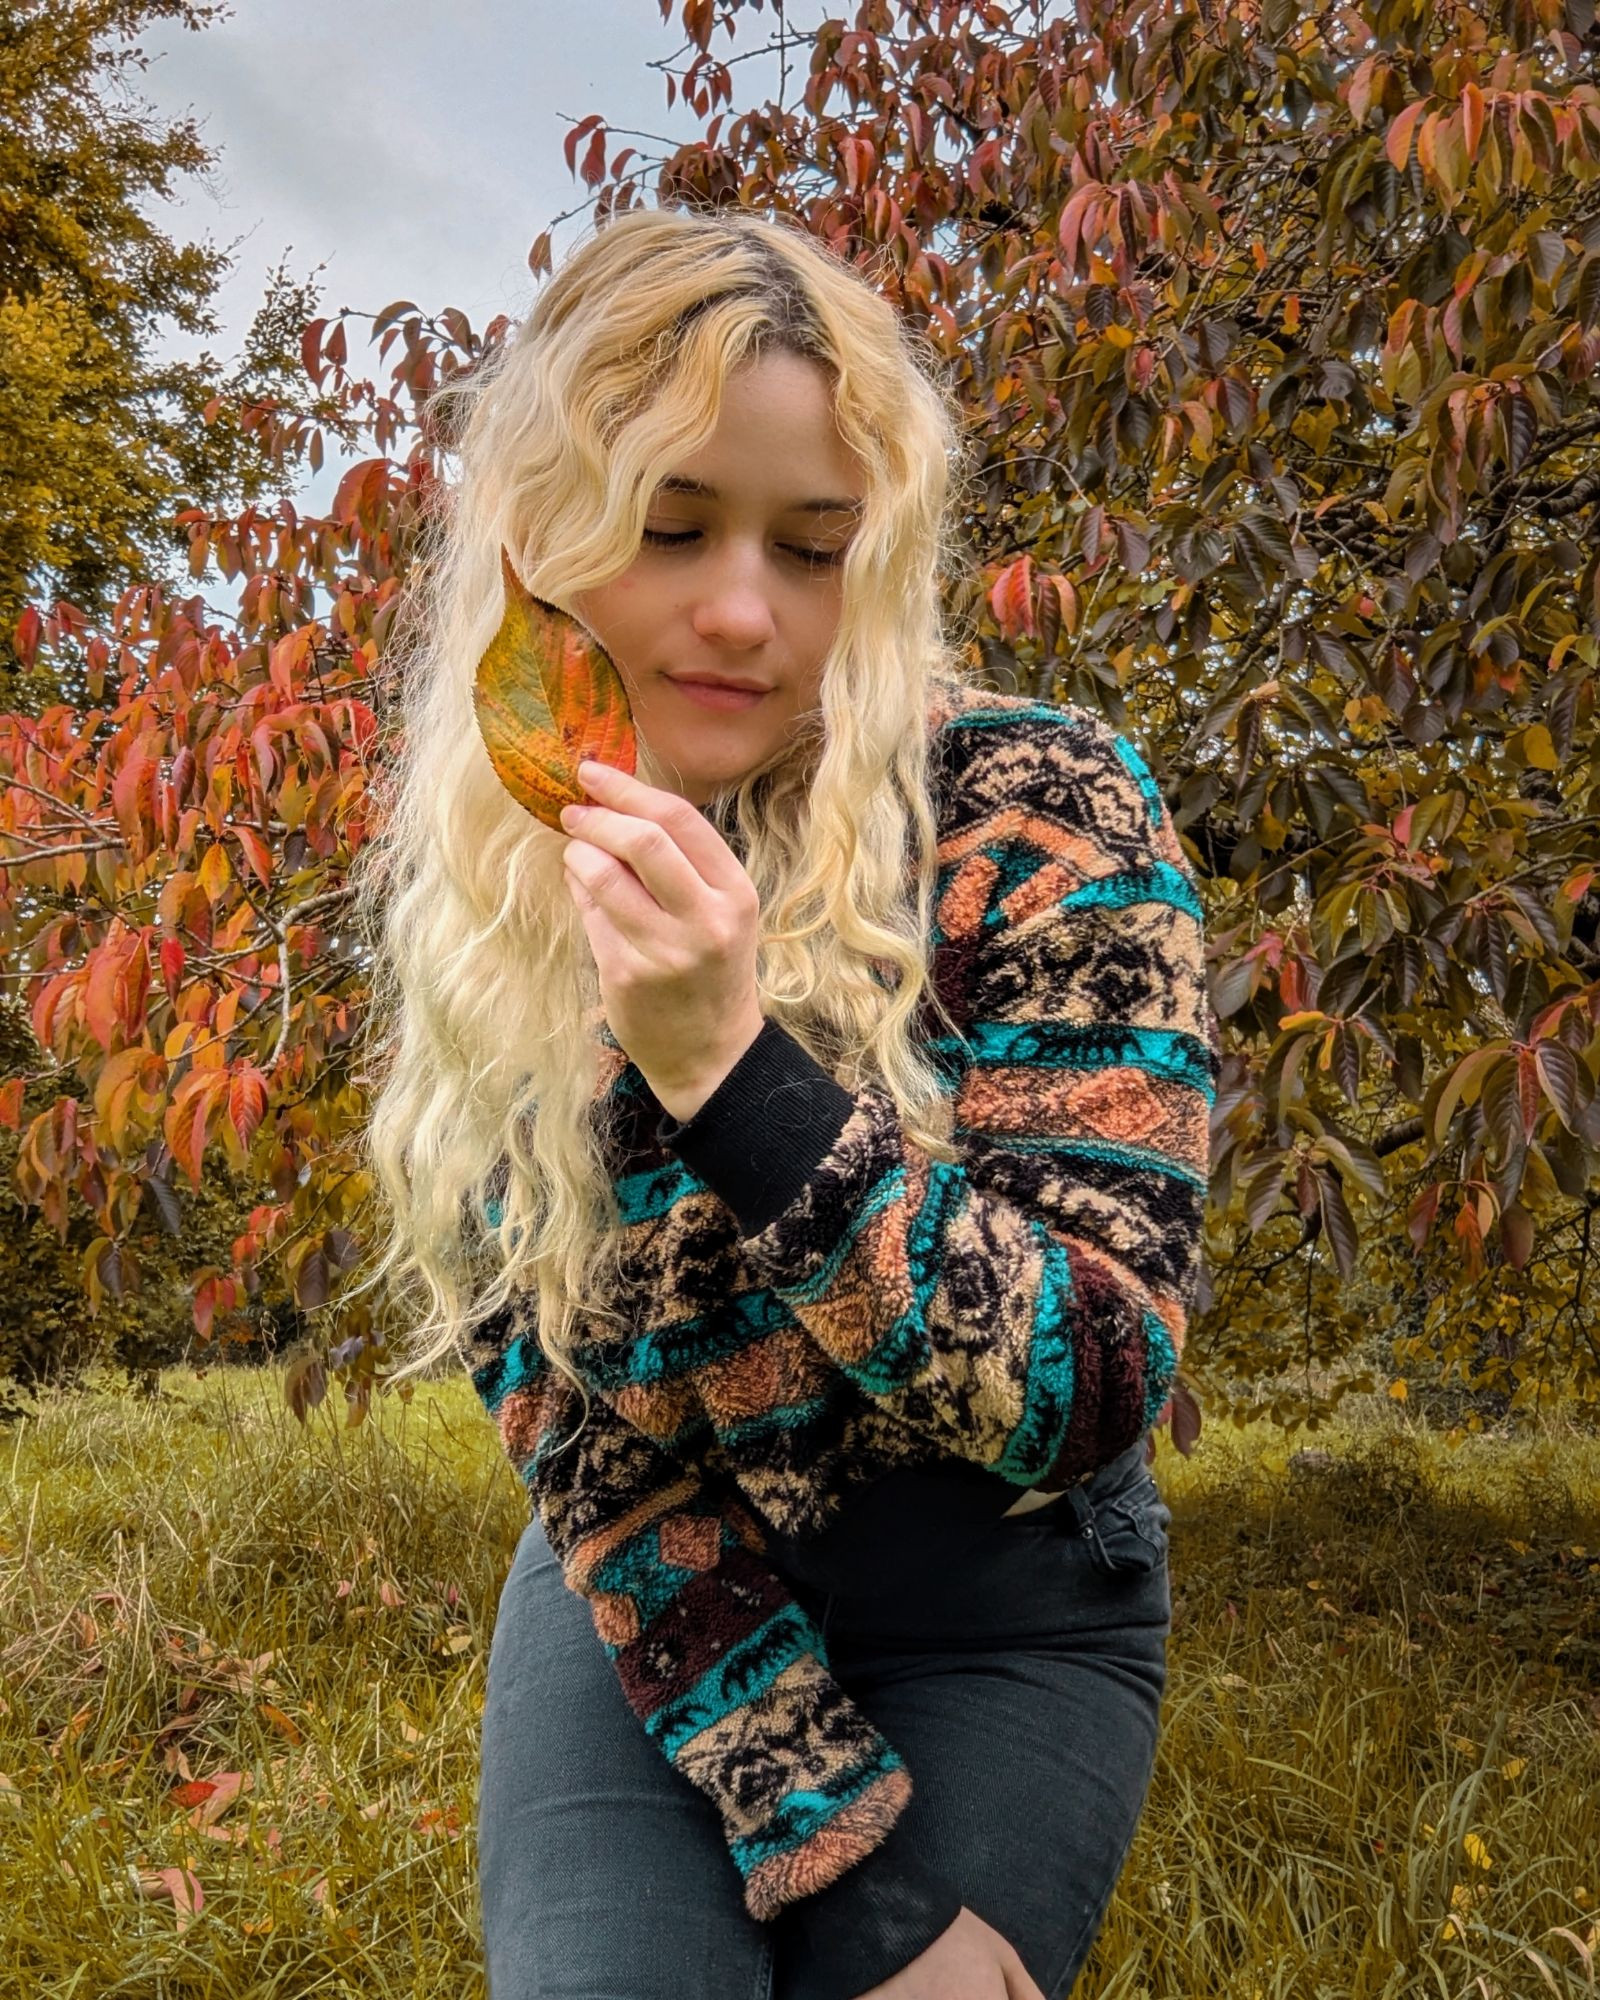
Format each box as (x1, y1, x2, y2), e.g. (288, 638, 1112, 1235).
(931, 677, 1149, 772)
(929, 681, 1171, 857)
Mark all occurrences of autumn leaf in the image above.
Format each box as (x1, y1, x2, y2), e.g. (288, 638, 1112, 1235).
(259, 1702, 303, 1744)
(175, 1769, 252, 1828)
(10, 0, 1600, 1481)
(472, 549, 636, 830)
(130, 1864, 204, 1933)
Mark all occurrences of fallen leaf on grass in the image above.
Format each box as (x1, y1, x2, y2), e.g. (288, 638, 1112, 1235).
(48, 1704, 94, 1758)
(275, 1864, 331, 1906)
(207, 1650, 280, 1696)
(389, 1698, 424, 1744)
(1463, 1830, 1495, 1869)
(129, 1865, 204, 1933)
(170, 1770, 252, 1828)
(159, 1745, 195, 1781)
(259, 1702, 302, 1744)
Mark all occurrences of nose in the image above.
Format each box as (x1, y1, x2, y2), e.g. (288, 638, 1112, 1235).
(688, 539, 778, 651)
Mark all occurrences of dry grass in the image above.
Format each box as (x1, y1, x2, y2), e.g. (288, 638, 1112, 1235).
(1087, 1411, 1600, 1999)
(1, 1368, 1596, 1998)
(0, 1366, 518, 1998)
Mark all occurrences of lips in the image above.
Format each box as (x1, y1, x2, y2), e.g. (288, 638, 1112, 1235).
(668, 677, 770, 712)
(668, 676, 771, 694)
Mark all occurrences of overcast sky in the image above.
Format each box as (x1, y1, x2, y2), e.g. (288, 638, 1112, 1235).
(137, 0, 789, 499)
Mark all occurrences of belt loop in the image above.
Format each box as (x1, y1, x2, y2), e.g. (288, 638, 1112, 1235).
(1064, 1481, 1117, 1571)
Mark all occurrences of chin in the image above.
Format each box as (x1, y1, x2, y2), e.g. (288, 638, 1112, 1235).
(640, 734, 764, 798)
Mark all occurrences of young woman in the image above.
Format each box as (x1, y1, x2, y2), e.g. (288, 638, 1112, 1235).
(352, 205, 1217, 1999)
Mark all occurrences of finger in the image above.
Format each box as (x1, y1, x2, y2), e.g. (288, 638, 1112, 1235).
(575, 759, 750, 894)
(1002, 1956, 1049, 2000)
(563, 844, 658, 948)
(560, 803, 706, 922)
(563, 866, 653, 979)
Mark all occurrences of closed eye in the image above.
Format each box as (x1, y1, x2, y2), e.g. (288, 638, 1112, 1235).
(640, 528, 845, 568)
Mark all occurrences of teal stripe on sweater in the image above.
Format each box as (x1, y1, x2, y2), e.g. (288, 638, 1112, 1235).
(944, 704, 1074, 733)
(579, 1291, 790, 1392)
(613, 1156, 716, 1226)
(472, 1331, 540, 1417)
(589, 1515, 738, 1627)
(643, 1600, 824, 1758)
(1109, 731, 1165, 826)
(1061, 859, 1201, 922)
(727, 1736, 911, 1875)
(928, 1022, 1216, 1099)
(992, 1241, 1079, 1484)
(718, 1393, 835, 1451)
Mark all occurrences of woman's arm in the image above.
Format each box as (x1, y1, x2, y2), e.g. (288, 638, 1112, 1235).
(472, 1319, 966, 1994)
(655, 711, 1218, 1493)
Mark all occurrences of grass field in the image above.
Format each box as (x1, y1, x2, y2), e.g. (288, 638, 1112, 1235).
(1, 1367, 1596, 1998)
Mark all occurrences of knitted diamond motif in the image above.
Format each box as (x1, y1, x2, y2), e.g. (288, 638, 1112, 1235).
(659, 1514, 722, 1572)
(591, 1592, 640, 1646)
(1065, 1068, 1166, 1143)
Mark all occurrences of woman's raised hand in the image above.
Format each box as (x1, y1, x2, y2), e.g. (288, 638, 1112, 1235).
(851, 1905, 1050, 2000)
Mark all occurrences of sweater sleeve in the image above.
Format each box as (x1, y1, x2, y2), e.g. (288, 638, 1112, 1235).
(469, 1308, 966, 1993)
(655, 713, 1219, 1493)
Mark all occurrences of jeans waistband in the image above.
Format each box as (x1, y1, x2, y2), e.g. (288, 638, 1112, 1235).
(1050, 1434, 1152, 1497)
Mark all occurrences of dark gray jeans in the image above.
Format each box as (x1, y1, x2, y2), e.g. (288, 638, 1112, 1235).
(478, 1439, 1171, 2000)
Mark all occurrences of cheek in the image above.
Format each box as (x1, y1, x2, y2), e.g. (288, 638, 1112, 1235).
(800, 592, 845, 664)
(576, 584, 648, 669)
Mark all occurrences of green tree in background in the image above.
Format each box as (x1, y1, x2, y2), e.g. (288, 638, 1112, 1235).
(0, 0, 316, 699)
(585, 0, 1600, 1437)
(0, 0, 328, 1384)
(2, 0, 1598, 1446)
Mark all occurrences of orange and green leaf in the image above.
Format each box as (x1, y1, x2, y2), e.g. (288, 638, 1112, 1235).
(471, 550, 636, 830)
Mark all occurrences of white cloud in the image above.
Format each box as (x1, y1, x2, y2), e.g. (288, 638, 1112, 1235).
(136, 0, 724, 410)
(129, 1, 798, 507)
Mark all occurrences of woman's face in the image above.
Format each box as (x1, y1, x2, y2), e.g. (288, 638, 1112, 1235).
(571, 349, 866, 806)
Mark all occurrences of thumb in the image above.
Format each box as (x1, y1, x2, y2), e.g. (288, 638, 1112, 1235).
(1002, 1957, 1049, 2000)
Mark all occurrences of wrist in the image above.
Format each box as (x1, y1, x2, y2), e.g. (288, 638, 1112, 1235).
(648, 1009, 766, 1122)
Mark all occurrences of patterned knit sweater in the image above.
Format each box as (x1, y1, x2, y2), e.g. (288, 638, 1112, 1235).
(469, 677, 1218, 1994)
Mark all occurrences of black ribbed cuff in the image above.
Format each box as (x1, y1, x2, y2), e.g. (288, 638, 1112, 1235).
(766, 1807, 966, 1996)
(654, 1016, 857, 1237)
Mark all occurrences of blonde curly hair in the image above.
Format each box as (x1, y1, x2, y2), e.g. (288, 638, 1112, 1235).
(346, 204, 988, 1430)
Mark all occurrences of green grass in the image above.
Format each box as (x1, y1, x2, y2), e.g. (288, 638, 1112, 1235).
(1, 1369, 1596, 1998)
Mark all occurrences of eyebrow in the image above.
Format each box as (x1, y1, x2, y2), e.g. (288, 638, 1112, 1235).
(653, 474, 863, 515)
